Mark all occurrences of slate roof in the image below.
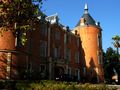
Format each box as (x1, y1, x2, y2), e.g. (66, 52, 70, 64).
(76, 4, 96, 27)
(76, 13, 96, 27)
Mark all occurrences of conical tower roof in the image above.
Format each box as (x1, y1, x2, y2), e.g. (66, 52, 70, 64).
(76, 4, 96, 27)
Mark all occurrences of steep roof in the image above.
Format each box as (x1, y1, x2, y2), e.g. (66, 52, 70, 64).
(76, 4, 96, 27)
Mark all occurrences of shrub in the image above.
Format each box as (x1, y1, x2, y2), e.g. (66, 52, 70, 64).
(0, 80, 119, 90)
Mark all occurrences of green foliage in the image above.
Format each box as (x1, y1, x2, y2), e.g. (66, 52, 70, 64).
(0, 0, 41, 28)
(104, 46, 120, 82)
(105, 47, 117, 62)
(112, 35, 120, 41)
(21, 33, 27, 45)
(0, 0, 43, 45)
(104, 47, 116, 79)
(112, 35, 120, 53)
(14, 80, 119, 90)
(0, 80, 119, 90)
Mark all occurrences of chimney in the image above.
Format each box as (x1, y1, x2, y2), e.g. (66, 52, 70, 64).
(75, 30, 77, 35)
(96, 22, 100, 27)
(66, 26, 70, 32)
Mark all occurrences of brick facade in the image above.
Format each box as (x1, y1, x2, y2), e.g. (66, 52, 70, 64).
(0, 4, 104, 83)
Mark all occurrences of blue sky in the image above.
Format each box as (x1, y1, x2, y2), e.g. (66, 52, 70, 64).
(41, 0, 120, 52)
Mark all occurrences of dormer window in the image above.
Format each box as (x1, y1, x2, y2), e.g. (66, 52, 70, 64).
(45, 14, 59, 24)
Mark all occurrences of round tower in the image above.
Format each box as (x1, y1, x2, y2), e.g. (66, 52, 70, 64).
(74, 4, 104, 83)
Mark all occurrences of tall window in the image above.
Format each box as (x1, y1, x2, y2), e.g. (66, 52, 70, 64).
(66, 48, 71, 63)
(55, 31, 60, 40)
(77, 38, 80, 47)
(83, 67, 86, 76)
(68, 67, 71, 75)
(98, 54, 103, 64)
(66, 34, 71, 43)
(98, 33, 102, 48)
(75, 69, 80, 80)
(15, 30, 23, 47)
(39, 65, 46, 79)
(39, 65, 46, 72)
(90, 67, 93, 76)
(53, 47, 60, 58)
(6, 53, 11, 80)
(40, 25, 47, 38)
(75, 51, 79, 64)
(64, 34, 67, 44)
(40, 41, 47, 57)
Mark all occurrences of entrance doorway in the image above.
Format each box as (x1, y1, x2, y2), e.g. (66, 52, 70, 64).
(54, 66, 64, 79)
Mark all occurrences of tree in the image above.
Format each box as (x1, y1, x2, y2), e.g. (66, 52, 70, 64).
(112, 35, 120, 60)
(0, 0, 44, 80)
(0, 0, 43, 45)
(105, 47, 117, 63)
(112, 35, 120, 82)
(103, 47, 120, 82)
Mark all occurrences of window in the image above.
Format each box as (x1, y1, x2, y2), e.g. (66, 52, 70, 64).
(53, 47, 60, 58)
(6, 66, 10, 72)
(39, 65, 46, 72)
(40, 25, 47, 38)
(66, 48, 71, 63)
(83, 67, 86, 76)
(54, 47, 57, 58)
(40, 41, 47, 57)
(7, 53, 11, 62)
(66, 34, 71, 43)
(68, 67, 71, 75)
(75, 69, 80, 80)
(75, 51, 79, 64)
(29, 63, 33, 73)
(90, 68, 93, 76)
(64, 34, 67, 44)
(97, 33, 102, 48)
(55, 31, 60, 40)
(39, 65, 46, 79)
(77, 38, 80, 47)
(15, 30, 23, 47)
(6, 66, 10, 80)
(98, 52, 103, 64)
(97, 51, 103, 64)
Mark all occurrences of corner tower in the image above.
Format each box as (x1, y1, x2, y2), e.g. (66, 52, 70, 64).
(73, 4, 104, 83)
